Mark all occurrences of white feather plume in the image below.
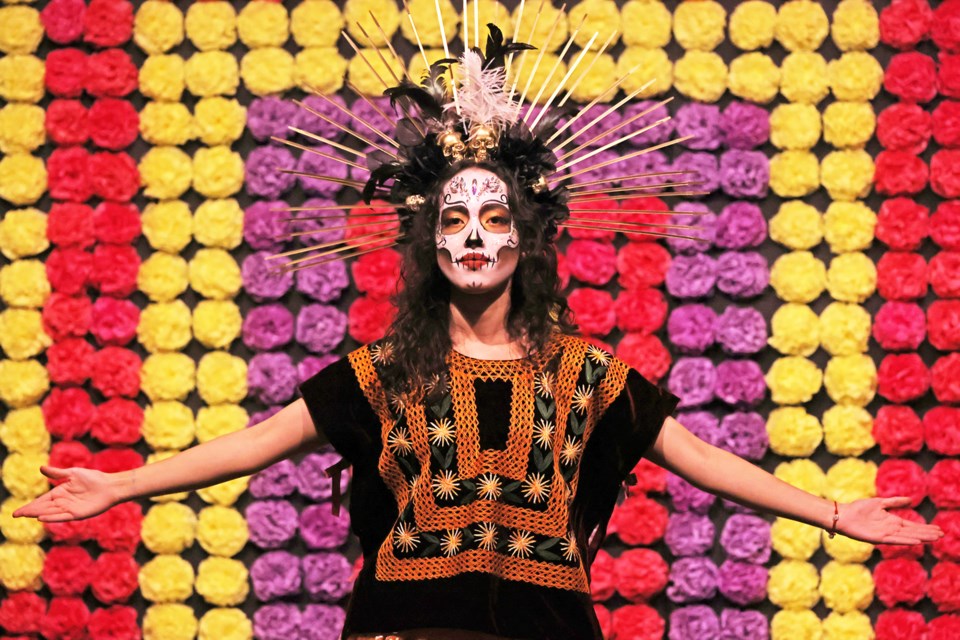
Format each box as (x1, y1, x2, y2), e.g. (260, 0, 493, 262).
(450, 49, 519, 132)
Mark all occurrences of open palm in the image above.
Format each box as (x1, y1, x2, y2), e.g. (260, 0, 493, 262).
(12, 465, 118, 522)
(839, 496, 943, 545)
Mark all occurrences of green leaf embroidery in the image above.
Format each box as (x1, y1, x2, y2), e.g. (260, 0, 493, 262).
(535, 548, 563, 562)
(536, 396, 556, 418)
(536, 537, 561, 551)
(398, 456, 417, 476)
(533, 445, 544, 470)
(503, 481, 522, 493)
(537, 449, 553, 472)
(422, 533, 440, 545)
(443, 445, 455, 469)
(585, 359, 594, 384)
(431, 445, 445, 466)
(570, 411, 584, 436)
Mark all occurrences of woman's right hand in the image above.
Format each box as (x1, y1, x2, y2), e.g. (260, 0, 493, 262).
(12, 465, 120, 522)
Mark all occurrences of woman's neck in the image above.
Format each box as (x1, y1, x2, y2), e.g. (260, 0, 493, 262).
(448, 280, 526, 357)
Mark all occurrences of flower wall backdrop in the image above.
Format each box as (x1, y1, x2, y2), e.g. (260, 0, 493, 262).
(0, 0, 956, 639)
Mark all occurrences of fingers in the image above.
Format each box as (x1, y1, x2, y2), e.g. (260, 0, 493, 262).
(883, 535, 923, 545)
(12, 494, 51, 518)
(880, 496, 913, 509)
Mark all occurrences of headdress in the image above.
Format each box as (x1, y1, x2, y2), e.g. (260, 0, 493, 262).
(269, 3, 708, 273)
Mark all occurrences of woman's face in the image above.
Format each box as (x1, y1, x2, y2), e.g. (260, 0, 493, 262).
(435, 166, 520, 293)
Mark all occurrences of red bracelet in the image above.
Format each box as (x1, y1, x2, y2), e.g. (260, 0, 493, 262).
(828, 500, 840, 538)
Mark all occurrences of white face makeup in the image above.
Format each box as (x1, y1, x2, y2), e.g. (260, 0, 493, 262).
(436, 166, 520, 293)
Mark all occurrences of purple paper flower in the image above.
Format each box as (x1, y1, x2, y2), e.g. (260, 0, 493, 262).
(251, 550, 302, 601)
(301, 604, 346, 640)
(667, 473, 717, 514)
(715, 307, 767, 355)
(720, 150, 769, 199)
(667, 253, 718, 299)
(244, 200, 287, 251)
(303, 552, 353, 602)
(718, 411, 768, 460)
(667, 304, 717, 354)
(289, 197, 347, 247)
(624, 100, 675, 147)
(669, 605, 720, 640)
(351, 96, 398, 139)
(246, 499, 299, 549)
(619, 150, 671, 190)
(667, 203, 717, 254)
(296, 304, 347, 354)
(299, 355, 340, 382)
(720, 514, 772, 564)
(249, 352, 299, 405)
(672, 152, 719, 196)
(715, 201, 767, 249)
(665, 512, 715, 556)
(249, 405, 283, 426)
(295, 94, 350, 140)
(667, 357, 717, 408)
(715, 361, 767, 407)
(568, 148, 619, 189)
(242, 304, 295, 351)
(569, 103, 624, 148)
(675, 103, 722, 151)
(297, 147, 349, 198)
(718, 560, 768, 606)
(246, 145, 296, 199)
(298, 451, 351, 502)
(676, 410, 721, 447)
(721, 101, 770, 149)
(300, 503, 351, 549)
(297, 259, 349, 303)
(720, 609, 769, 640)
(716, 251, 769, 299)
(248, 97, 299, 143)
(253, 603, 301, 640)
(243, 251, 293, 301)
(666, 556, 719, 603)
(250, 459, 299, 499)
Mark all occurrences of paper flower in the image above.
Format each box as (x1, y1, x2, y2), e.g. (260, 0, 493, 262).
(877, 102, 931, 154)
(729, 52, 780, 103)
(820, 301, 871, 356)
(667, 357, 716, 408)
(715, 306, 766, 355)
(140, 53, 185, 102)
(765, 356, 822, 405)
(568, 287, 616, 336)
(767, 559, 819, 609)
(248, 352, 298, 406)
(196, 351, 247, 405)
(821, 149, 874, 201)
(665, 512, 715, 558)
(718, 410, 767, 459)
(771, 518, 820, 562)
(819, 561, 874, 612)
(668, 473, 717, 514)
(243, 304, 295, 352)
(195, 557, 248, 606)
(141, 353, 195, 402)
(667, 304, 716, 354)
(189, 249, 242, 301)
(666, 557, 718, 604)
(297, 304, 348, 354)
(246, 145, 296, 199)
(138, 301, 191, 353)
(926, 407, 960, 456)
(141, 200, 192, 253)
(781, 51, 830, 104)
(196, 505, 248, 557)
(823, 404, 874, 456)
(769, 150, 820, 197)
(776, 0, 828, 51)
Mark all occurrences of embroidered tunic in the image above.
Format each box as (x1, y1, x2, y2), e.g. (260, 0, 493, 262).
(298, 333, 680, 640)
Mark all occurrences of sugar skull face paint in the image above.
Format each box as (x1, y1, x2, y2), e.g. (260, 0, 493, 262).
(436, 166, 520, 293)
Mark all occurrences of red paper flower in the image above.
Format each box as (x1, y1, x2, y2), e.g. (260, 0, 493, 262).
(930, 251, 960, 297)
(41, 0, 86, 44)
(925, 407, 960, 455)
(878, 353, 930, 403)
(90, 346, 141, 398)
(90, 297, 139, 346)
(620, 197, 671, 243)
(877, 252, 928, 300)
(629, 458, 668, 494)
(0, 590, 46, 635)
(91, 447, 142, 474)
(42, 387, 94, 440)
(345, 201, 398, 251)
(930, 615, 960, 640)
(879, 0, 933, 49)
(47, 338, 94, 386)
(89, 605, 139, 640)
(932, 353, 960, 402)
(929, 300, 960, 350)
(929, 460, 960, 508)
(877, 103, 932, 154)
(351, 248, 402, 300)
(85, 49, 138, 98)
(93, 202, 140, 246)
(90, 553, 138, 604)
(615, 288, 667, 334)
(89, 152, 140, 202)
(874, 151, 929, 196)
(873, 405, 923, 457)
(611, 495, 669, 546)
(567, 198, 618, 242)
(91, 244, 140, 297)
(90, 501, 142, 552)
(556, 250, 571, 290)
(942, 52, 960, 99)
(877, 198, 928, 250)
(566, 240, 617, 286)
(45, 48, 87, 98)
(42, 545, 93, 596)
(873, 301, 926, 351)
(46, 99, 89, 146)
(48, 202, 95, 248)
(83, 0, 134, 48)
(932, 150, 960, 198)
(616, 332, 671, 383)
(348, 295, 396, 344)
(46, 247, 93, 295)
(590, 549, 617, 602)
(92, 398, 143, 446)
(876, 459, 927, 507)
(88, 99, 138, 150)
(878, 508, 927, 559)
(932, 0, 960, 53)
(617, 242, 671, 290)
(930, 562, 960, 612)
(934, 101, 960, 149)
(884, 52, 938, 103)
(933, 511, 960, 562)
(48, 441, 93, 477)
(615, 549, 669, 603)
(932, 200, 960, 249)
(594, 604, 612, 640)
(874, 558, 927, 608)
(48, 146, 92, 203)
(40, 597, 89, 640)
(875, 608, 927, 640)
(611, 604, 665, 640)
(42, 293, 92, 340)
(568, 287, 616, 336)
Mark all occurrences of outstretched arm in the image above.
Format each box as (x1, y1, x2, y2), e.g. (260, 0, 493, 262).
(645, 416, 942, 545)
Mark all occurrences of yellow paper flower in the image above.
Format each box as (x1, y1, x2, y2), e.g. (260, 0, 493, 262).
(769, 200, 823, 250)
(0, 153, 46, 205)
(822, 149, 874, 202)
(0, 360, 47, 410)
(0, 54, 44, 103)
(401, 0, 458, 48)
(0, 207, 46, 260)
(196, 352, 248, 405)
(673, 50, 727, 103)
(146, 450, 190, 503)
(2, 496, 45, 544)
(140, 147, 193, 200)
(0, 406, 49, 454)
(0, 6, 42, 54)
(292, 0, 343, 47)
(823, 101, 875, 150)
(0, 260, 48, 309)
(193, 146, 243, 199)
(199, 608, 252, 640)
(138, 252, 189, 303)
(766, 356, 823, 405)
(295, 47, 348, 95)
(193, 97, 245, 146)
(776, 0, 829, 51)
(511, 52, 565, 105)
(771, 517, 821, 560)
(767, 406, 822, 457)
(1, 450, 47, 498)
(142, 200, 193, 253)
(513, 0, 568, 52)
(822, 529, 873, 563)
(826, 252, 876, 303)
(140, 102, 196, 146)
(820, 302, 870, 356)
(193, 199, 243, 249)
(0, 543, 44, 590)
(780, 51, 829, 104)
(195, 557, 249, 607)
(569, 53, 617, 104)
(192, 300, 242, 350)
(242, 47, 295, 96)
(185, 51, 240, 97)
(728, 52, 779, 103)
(828, 52, 883, 101)
(139, 301, 193, 354)
(143, 604, 198, 640)
(344, 0, 401, 47)
(769, 303, 820, 356)
(831, 0, 879, 52)
(767, 559, 820, 609)
(185, 1, 237, 51)
(196, 404, 248, 443)
(0, 103, 44, 154)
(770, 103, 821, 151)
(237, 1, 289, 48)
(823, 405, 874, 457)
(143, 401, 196, 451)
(140, 54, 186, 102)
(140, 554, 196, 603)
(569, 0, 619, 50)
(771, 251, 826, 303)
(134, 1, 184, 55)
(0, 309, 50, 360)
(673, 0, 725, 51)
(197, 475, 250, 507)
(823, 201, 875, 253)
(622, 0, 671, 47)
(769, 150, 820, 198)
(824, 354, 876, 407)
(825, 458, 876, 503)
(776, 458, 826, 496)
(771, 609, 821, 640)
(617, 47, 672, 98)
(189, 249, 242, 300)
(142, 353, 197, 402)
(822, 611, 874, 640)
(142, 502, 198, 555)
(729, 0, 776, 51)
(819, 561, 873, 612)
(197, 506, 248, 557)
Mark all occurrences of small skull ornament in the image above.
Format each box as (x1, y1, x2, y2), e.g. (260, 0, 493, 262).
(439, 130, 466, 161)
(468, 124, 498, 162)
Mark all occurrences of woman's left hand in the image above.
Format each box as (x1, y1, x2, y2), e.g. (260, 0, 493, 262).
(838, 496, 943, 545)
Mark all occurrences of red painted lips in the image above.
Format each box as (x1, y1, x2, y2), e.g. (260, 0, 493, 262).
(459, 252, 491, 270)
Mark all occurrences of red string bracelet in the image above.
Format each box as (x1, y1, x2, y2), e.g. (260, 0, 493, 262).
(827, 500, 840, 538)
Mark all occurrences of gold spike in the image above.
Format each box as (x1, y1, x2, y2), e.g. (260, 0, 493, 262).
(294, 99, 397, 157)
(285, 219, 399, 238)
(558, 97, 673, 158)
(556, 31, 616, 108)
(505, 0, 527, 74)
(281, 211, 398, 221)
(527, 30, 600, 130)
(548, 78, 656, 150)
(473, 0, 479, 48)
(508, 0, 547, 103)
(567, 179, 708, 197)
(274, 228, 400, 257)
(355, 21, 402, 85)
(569, 191, 713, 205)
(277, 168, 369, 190)
(559, 223, 706, 243)
(269, 136, 367, 172)
(515, 3, 568, 116)
(271, 231, 399, 265)
(562, 207, 708, 216)
(567, 217, 701, 230)
(565, 169, 695, 190)
(402, 0, 431, 70)
(367, 13, 412, 86)
(278, 237, 402, 272)
(312, 89, 400, 149)
(544, 70, 653, 145)
(347, 81, 397, 128)
(342, 30, 392, 91)
(555, 116, 671, 172)
(434, 0, 460, 114)
(462, 0, 469, 48)
(522, 15, 589, 124)
(551, 134, 695, 180)
(275, 203, 396, 214)
(287, 127, 369, 159)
